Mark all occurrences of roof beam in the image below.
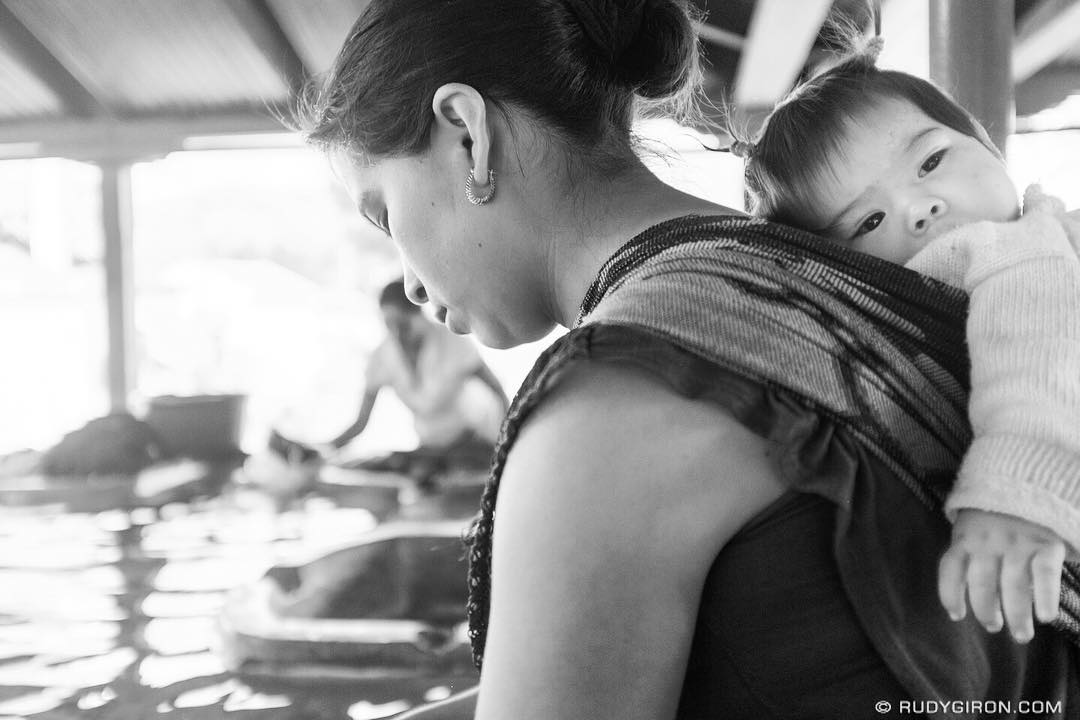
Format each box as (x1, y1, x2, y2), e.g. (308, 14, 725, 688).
(224, 0, 310, 95)
(1014, 0, 1080, 82)
(694, 21, 744, 51)
(1016, 64, 1080, 119)
(0, 0, 110, 117)
(732, 0, 834, 108)
(0, 111, 292, 161)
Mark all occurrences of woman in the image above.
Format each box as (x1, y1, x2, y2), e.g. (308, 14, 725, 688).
(295, 1, 1079, 718)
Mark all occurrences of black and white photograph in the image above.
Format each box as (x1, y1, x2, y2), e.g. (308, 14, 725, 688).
(0, 1, 1078, 718)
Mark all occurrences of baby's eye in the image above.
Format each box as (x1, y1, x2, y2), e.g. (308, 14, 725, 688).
(920, 149, 945, 175)
(854, 212, 885, 238)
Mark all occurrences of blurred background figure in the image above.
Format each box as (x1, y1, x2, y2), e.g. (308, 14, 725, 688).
(321, 279, 508, 487)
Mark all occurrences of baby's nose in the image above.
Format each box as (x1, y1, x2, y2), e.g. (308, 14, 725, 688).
(909, 197, 947, 235)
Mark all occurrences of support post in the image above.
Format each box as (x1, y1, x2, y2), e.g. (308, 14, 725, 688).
(929, 0, 1015, 154)
(100, 160, 135, 413)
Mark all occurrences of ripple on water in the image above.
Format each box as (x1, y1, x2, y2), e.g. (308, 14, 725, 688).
(0, 569, 127, 622)
(0, 497, 479, 719)
(139, 652, 226, 689)
(143, 617, 218, 655)
(347, 698, 412, 719)
(0, 686, 75, 716)
(172, 678, 240, 708)
(152, 558, 266, 593)
(0, 619, 120, 660)
(0, 647, 136, 687)
(142, 591, 224, 618)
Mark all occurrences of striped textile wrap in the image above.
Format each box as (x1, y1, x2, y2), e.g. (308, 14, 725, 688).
(464, 214, 1080, 668)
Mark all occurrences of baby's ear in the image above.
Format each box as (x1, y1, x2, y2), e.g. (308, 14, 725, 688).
(1022, 184, 1066, 216)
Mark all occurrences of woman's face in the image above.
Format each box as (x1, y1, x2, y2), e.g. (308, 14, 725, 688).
(331, 149, 555, 349)
(805, 97, 1019, 265)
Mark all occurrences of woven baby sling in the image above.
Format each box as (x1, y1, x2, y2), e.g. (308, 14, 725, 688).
(464, 215, 1080, 669)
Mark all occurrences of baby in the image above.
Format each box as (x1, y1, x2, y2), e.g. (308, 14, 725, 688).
(733, 39, 1080, 644)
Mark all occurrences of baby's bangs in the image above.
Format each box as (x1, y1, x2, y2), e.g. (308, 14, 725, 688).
(758, 97, 858, 229)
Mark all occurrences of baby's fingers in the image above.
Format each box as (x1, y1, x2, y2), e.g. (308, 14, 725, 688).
(999, 552, 1035, 642)
(966, 554, 1005, 632)
(938, 544, 969, 620)
(1032, 543, 1065, 624)
(1022, 184, 1066, 215)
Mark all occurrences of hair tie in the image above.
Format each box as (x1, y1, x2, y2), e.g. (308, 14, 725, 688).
(863, 35, 884, 65)
(563, 0, 647, 61)
(725, 140, 755, 160)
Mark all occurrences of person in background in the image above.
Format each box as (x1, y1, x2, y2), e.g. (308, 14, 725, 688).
(327, 279, 508, 483)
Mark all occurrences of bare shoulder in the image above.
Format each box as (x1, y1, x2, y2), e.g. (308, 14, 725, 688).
(477, 360, 787, 720)
(500, 358, 786, 550)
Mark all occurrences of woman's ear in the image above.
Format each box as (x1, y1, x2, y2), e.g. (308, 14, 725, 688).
(431, 83, 492, 181)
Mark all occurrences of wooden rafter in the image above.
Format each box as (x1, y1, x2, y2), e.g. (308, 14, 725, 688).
(732, 0, 834, 108)
(0, 0, 110, 117)
(224, 0, 310, 95)
(1014, 0, 1080, 82)
(0, 111, 289, 161)
(695, 21, 745, 51)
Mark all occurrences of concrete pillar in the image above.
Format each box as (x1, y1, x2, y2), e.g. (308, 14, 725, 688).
(100, 159, 134, 413)
(929, 0, 1015, 154)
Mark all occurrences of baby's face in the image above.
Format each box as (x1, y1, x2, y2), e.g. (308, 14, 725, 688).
(805, 97, 1019, 265)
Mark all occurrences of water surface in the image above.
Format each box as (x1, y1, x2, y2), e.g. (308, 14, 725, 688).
(0, 490, 478, 719)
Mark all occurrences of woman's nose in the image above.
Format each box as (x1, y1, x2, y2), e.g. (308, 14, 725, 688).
(402, 266, 428, 306)
(908, 197, 947, 235)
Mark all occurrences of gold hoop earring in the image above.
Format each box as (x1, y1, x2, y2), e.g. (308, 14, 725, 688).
(465, 169, 496, 205)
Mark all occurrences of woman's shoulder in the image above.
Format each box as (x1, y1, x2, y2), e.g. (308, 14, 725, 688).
(477, 359, 786, 720)
(499, 357, 786, 552)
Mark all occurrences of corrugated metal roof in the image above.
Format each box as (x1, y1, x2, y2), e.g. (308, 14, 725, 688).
(5, 0, 291, 114)
(269, 0, 372, 74)
(0, 48, 62, 119)
(0, 0, 1077, 158)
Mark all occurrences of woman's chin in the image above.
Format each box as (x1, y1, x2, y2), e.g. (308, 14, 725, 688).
(475, 321, 556, 350)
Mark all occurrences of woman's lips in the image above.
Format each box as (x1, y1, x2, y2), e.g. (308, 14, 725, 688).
(434, 306, 448, 323)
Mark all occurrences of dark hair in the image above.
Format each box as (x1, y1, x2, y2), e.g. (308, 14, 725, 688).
(378, 279, 419, 314)
(737, 50, 999, 230)
(294, 0, 701, 174)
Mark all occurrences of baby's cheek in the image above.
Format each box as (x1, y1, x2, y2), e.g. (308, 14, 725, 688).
(852, 232, 918, 266)
(980, 168, 1020, 222)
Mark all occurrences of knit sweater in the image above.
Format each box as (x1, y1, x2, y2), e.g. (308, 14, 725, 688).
(905, 186, 1080, 550)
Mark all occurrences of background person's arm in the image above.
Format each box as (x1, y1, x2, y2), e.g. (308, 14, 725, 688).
(329, 387, 380, 450)
(395, 337, 491, 415)
(472, 361, 509, 412)
(474, 362, 785, 720)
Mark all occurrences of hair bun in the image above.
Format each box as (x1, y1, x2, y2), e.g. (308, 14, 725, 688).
(615, 0, 698, 100)
(563, 0, 646, 61)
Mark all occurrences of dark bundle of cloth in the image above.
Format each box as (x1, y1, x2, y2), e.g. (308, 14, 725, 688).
(41, 412, 160, 476)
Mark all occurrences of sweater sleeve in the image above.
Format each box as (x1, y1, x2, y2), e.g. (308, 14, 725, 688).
(905, 189, 1080, 551)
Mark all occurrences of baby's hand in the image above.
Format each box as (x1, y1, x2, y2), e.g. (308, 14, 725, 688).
(938, 509, 1065, 643)
(1022, 184, 1067, 217)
